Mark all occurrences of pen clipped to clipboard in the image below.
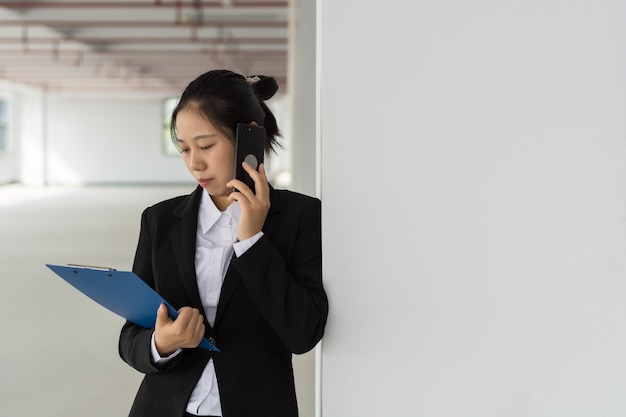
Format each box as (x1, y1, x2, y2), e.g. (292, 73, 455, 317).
(46, 263, 219, 352)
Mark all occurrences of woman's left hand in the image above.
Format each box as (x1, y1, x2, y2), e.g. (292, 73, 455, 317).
(227, 162, 271, 241)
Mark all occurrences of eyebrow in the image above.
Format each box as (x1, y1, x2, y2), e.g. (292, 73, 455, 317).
(176, 134, 219, 143)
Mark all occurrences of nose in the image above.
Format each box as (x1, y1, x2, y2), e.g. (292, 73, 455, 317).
(188, 150, 206, 171)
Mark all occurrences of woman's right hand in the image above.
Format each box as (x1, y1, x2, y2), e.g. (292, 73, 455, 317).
(153, 303, 205, 356)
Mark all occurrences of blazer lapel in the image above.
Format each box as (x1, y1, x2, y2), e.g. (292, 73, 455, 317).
(170, 186, 205, 313)
(214, 186, 282, 326)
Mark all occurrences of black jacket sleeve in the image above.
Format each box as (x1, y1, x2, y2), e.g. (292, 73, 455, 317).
(231, 197, 328, 354)
(118, 207, 183, 374)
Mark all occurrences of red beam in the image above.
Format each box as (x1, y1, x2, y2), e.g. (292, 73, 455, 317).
(0, 1, 288, 8)
(1, 67, 288, 77)
(0, 49, 287, 56)
(0, 37, 288, 45)
(0, 20, 288, 28)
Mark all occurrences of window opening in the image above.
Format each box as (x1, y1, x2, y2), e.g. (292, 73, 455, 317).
(162, 97, 179, 156)
(0, 100, 7, 152)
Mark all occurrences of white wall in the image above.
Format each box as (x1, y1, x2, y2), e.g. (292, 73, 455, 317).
(45, 95, 191, 185)
(320, 1, 626, 416)
(37, 94, 294, 187)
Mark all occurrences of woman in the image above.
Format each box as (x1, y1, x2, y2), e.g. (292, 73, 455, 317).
(118, 69, 328, 417)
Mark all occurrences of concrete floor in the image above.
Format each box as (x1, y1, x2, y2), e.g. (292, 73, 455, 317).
(0, 184, 194, 416)
(0, 184, 316, 417)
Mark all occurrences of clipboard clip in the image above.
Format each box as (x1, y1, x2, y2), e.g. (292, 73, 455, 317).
(67, 263, 117, 271)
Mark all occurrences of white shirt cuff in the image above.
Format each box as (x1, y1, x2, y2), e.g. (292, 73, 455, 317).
(150, 331, 182, 365)
(233, 231, 264, 257)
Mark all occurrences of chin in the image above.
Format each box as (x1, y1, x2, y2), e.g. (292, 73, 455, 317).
(206, 185, 230, 198)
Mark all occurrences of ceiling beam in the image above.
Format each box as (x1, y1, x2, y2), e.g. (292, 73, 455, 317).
(0, 20, 288, 28)
(0, 1, 289, 8)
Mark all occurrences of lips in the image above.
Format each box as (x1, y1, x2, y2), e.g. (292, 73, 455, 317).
(197, 178, 211, 187)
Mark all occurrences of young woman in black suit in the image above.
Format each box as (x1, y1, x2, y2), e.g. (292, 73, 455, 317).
(118, 69, 328, 417)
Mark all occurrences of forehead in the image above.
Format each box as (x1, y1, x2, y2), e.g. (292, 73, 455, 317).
(175, 108, 218, 132)
(175, 107, 234, 142)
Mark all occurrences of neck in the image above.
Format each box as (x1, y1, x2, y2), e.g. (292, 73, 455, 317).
(211, 195, 232, 212)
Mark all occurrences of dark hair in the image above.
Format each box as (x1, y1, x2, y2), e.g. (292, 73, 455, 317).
(170, 69, 281, 154)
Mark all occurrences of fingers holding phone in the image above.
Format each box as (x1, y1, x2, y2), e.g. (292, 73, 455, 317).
(228, 162, 270, 241)
(232, 123, 265, 193)
(227, 123, 270, 241)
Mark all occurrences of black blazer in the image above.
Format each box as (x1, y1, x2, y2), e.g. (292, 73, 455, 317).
(118, 185, 328, 417)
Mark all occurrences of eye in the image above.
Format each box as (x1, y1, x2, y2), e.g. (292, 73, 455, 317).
(200, 144, 214, 151)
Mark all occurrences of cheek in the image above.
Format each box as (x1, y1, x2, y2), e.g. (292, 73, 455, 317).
(181, 154, 192, 170)
(222, 148, 235, 174)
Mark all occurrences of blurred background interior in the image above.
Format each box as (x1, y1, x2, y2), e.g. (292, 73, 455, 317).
(0, 1, 318, 416)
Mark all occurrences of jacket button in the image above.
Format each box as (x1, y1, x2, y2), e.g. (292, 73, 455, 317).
(209, 337, 216, 346)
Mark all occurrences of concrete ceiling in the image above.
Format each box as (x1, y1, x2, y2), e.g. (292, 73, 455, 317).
(0, 1, 290, 95)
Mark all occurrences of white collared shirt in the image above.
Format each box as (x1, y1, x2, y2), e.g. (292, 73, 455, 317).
(151, 189, 262, 416)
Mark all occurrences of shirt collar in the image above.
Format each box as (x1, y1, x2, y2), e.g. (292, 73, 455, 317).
(198, 189, 241, 234)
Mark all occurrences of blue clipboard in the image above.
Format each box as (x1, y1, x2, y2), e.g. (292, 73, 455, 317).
(46, 263, 219, 352)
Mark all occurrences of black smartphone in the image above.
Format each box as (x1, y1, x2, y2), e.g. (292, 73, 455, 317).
(234, 123, 265, 193)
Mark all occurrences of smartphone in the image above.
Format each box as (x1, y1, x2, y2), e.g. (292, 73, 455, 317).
(234, 123, 265, 193)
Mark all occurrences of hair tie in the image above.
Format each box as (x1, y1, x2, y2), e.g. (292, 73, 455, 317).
(245, 76, 260, 85)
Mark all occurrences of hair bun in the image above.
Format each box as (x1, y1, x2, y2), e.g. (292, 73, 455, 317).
(248, 75, 279, 101)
